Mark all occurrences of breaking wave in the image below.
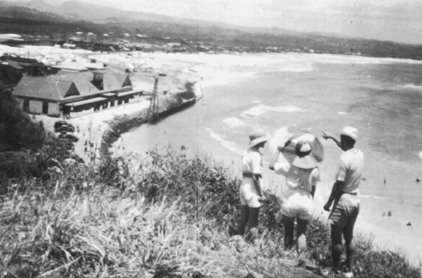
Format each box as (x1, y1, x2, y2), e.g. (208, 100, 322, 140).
(360, 195, 392, 200)
(222, 117, 247, 129)
(206, 128, 242, 155)
(400, 83, 422, 90)
(240, 104, 306, 118)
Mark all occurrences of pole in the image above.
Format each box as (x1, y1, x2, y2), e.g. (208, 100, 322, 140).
(89, 116, 92, 162)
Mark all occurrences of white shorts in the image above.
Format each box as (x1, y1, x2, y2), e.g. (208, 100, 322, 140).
(239, 177, 261, 208)
(280, 188, 314, 220)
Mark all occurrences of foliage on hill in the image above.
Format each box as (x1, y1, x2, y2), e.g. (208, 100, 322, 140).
(0, 83, 47, 152)
(0, 147, 420, 278)
(1, 2, 422, 59)
(0, 83, 53, 180)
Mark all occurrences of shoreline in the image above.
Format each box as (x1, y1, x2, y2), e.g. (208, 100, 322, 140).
(100, 94, 199, 162)
(27, 50, 422, 267)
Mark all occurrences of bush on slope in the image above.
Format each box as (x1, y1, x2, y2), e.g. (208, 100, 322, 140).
(0, 148, 420, 277)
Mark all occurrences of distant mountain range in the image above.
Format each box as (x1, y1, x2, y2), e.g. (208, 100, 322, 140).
(5, 0, 340, 38)
(1, 0, 422, 59)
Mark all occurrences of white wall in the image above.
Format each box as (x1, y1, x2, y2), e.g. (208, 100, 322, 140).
(15, 98, 24, 109)
(48, 103, 60, 117)
(29, 100, 43, 114)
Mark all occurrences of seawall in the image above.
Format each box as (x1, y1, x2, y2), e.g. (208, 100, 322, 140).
(99, 92, 199, 162)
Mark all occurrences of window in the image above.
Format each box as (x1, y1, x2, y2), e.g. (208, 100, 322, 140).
(42, 101, 48, 114)
(23, 99, 29, 112)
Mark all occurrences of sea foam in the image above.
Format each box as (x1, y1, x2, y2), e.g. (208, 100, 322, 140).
(222, 117, 246, 129)
(400, 84, 422, 90)
(241, 104, 267, 118)
(360, 195, 392, 200)
(241, 104, 305, 118)
(275, 63, 314, 72)
(206, 128, 243, 155)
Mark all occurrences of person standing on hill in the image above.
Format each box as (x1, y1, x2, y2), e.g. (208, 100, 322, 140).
(322, 127, 364, 278)
(238, 131, 268, 242)
(270, 132, 323, 252)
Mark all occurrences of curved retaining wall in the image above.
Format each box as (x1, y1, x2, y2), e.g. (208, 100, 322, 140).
(100, 92, 198, 162)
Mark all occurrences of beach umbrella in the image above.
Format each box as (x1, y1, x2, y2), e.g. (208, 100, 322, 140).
(103, 34, 109, 37)
(281, 132, 324, 169)
(87, 32, 94, 36)
(76, 31, 83, 35)
(124, 33, 130, 37)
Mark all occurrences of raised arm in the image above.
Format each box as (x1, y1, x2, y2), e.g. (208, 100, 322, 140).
(270, 149, 291, 176)
(322, 131, 341, 149)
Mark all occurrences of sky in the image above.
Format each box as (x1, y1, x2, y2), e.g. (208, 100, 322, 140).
(8, 0, 422, 44)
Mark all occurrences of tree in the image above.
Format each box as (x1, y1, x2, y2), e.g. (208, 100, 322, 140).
(0, 82, 47, 152)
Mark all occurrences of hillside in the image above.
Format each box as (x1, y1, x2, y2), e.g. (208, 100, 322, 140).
(0, 146, 420, 277)
(1, 0, 422, 58)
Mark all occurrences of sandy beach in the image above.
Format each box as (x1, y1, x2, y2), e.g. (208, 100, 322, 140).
(31, 50, 262, 165)
(25, 49, 207, 164)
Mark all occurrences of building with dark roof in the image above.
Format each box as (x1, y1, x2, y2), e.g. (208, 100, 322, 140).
(0, 55, 43, 85)
(13, 69, 141, 117)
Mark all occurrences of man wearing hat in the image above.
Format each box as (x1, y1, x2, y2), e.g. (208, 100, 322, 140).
(238, 130, 268, 242)
(322, 127, 364, 278)
(270, 132, 323, 252)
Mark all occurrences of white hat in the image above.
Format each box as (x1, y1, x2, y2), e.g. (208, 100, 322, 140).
(281, 132, 324, 169)
(341, 126, 358, 141)
(248, 131, 269, 148)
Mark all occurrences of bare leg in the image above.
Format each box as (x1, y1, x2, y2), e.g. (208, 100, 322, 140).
(282, 215, 295, 249)
(296, 218, 309, 253)
(343, 207, 359, 273)
(238, 205, 249, 236)
(245, 207, 260, 243)
(331, 224, 344, 271)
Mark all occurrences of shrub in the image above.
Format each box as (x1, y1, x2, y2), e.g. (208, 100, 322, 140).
(1, 148, 420, 278)
(0, 86, 48, 152)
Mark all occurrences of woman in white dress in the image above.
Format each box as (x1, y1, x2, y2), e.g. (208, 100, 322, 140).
(271, 132, 323, 252)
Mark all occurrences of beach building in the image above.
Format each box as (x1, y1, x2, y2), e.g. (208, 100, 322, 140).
(67, 37, 95, 50)
(52, 59, 107, 72)
(0, 59, 23, 84)
(0, 55, 43, 85)
(12, 69, 141, 117)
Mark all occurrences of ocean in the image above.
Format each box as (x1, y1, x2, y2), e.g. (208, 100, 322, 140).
(116, 53, 422, 265)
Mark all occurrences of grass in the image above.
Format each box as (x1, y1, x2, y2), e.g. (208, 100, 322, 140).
(0, 147, 420, 278)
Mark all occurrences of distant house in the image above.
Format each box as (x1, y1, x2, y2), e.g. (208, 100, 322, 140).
(92, 41, 116, 52)
(13, 69, 141, 117)
(133, 43, 153, 52)
(0, 55, 43, 85)
(52, 59, 107, 72)
(171, 46, 187, 53)
(0, 60, 23, 84)
(67, 37, 95, 49)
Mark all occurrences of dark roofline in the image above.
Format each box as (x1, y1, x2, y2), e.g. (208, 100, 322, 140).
(2, 55, 39, 65)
